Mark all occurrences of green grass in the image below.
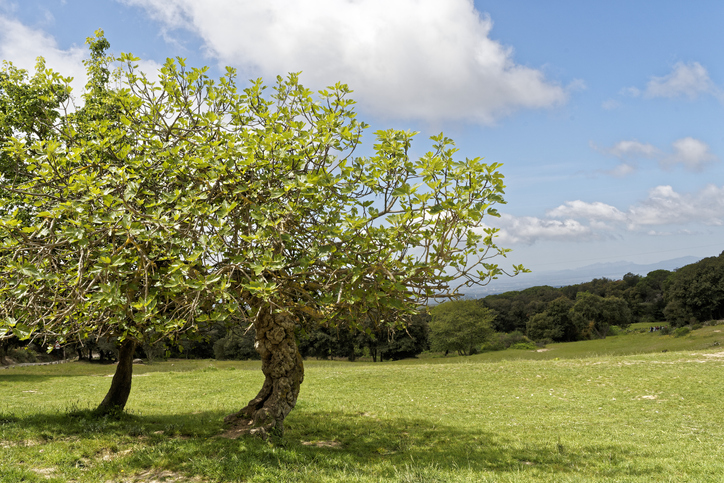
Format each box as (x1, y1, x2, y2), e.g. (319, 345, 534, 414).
(2, 327, 724, 482)
(463, 323, 723, 363)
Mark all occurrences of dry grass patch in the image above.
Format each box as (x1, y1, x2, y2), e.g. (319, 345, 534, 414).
(301, 439, 343, 448)
(116, 469, 207, 483)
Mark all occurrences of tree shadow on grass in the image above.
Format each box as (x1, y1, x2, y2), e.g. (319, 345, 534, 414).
(3, 408, 665, 481)
(0, 362, 118, 382)
(0, 373, 61, 383)
(283, 410, 660, 479)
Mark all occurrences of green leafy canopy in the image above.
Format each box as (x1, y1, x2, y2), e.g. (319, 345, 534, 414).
(0, 30, 525, 347)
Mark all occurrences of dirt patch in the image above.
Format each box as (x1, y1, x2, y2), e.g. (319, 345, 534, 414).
(100, 448, 133, 462)
(301, 440, 343, 448)
(115, 469, 206, 482)
(31, 468, 56, 478)
(536, 349, 552, 352)
(701, 351, 724, 358)
(219, 419, 255, 439)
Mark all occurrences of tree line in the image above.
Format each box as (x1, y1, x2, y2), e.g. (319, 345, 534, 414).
(475, 251, 724, 344)
(151, 249, 724, 359)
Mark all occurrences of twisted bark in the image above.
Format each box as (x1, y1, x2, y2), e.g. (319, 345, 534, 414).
(224, 308, 304, 438)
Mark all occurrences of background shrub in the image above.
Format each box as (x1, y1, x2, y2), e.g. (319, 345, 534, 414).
(213, 326, 259, 360)
(8, 347, 38, 363)
(509, 341, 537, 350)
(673, 326, 691, 338)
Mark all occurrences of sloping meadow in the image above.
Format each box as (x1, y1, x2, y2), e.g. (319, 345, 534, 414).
(1, 349, 723, 482)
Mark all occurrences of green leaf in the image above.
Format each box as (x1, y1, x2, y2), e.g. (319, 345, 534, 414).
(429, 204, 444, 215)
(243, 281, 277, 293)
(318, 244, 336, 256)
(13, 322, 33, 340)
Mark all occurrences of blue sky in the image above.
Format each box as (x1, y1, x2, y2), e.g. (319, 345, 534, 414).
(2, 0, 722, 288)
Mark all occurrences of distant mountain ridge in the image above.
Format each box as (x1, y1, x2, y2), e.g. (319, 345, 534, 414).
(468, 256, 703, 297)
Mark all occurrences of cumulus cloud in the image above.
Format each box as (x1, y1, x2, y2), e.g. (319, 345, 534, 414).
(485, 213, 594, 245)
(595, 137, 718, 175)
(120, 0, 569, 123)
(608, 163, 635, 178)
(0, 14, 87, 93)
(561, 184, 721, 227)
(601, 99, 621, 110)
(663, 137, 717, 171)
(547, 201, 626, 222)
(495, 184, 724, 245)
(628, 185, 724, 227)
(604, 140, 659, 159)
(644, 61, 718, 99)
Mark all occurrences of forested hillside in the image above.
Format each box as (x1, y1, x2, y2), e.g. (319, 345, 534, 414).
(477, 250, 724, 343)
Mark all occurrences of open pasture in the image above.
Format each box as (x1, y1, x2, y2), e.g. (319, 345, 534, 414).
(2, 336, 724, 482)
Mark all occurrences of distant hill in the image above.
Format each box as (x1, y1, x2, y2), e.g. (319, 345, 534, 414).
(467, 256, 703, 297)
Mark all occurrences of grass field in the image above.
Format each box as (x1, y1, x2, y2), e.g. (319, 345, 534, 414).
(1, 325, 723, 482)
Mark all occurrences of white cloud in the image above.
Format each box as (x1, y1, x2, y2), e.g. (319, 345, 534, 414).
(644, 62, 718, 99)
(0, 15, 87, 94)
(120, 0, 569, 123)
(595, 137, 718, 175)
(601, 99, 621, 110)
(663, 137, 717, 171)
(487, 213, 594, 245)
(604, 140, 659, 159)
(608, 163, 635, 178)
(547, 201, 626, 222)
(628, 185, 724, 227)
(496, 184, 724, 245)
(620, 86, 640, 97)
(591, 139, 659, 176)
(547, 187, 724, 229)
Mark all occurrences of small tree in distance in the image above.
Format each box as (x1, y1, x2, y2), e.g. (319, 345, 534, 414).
(526, 296, 580, 342)
(429, 300, 495, 355)
(570, 292, 632, 339)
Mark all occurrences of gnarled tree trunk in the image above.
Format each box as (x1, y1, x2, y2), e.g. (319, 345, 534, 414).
(96, 338, 136, 415)
(224, 308, 304, 439)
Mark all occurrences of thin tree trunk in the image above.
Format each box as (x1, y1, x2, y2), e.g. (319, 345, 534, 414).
(96, 339, 136, 415)
(224, 308, 304, 439)
(0, 340, 7, 366)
